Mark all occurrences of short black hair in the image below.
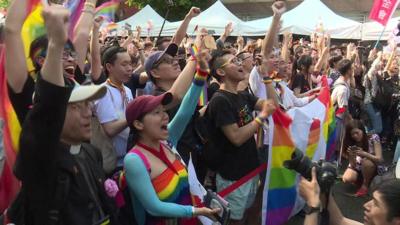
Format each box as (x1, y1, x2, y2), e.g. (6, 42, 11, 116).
(337, 59, 353, 76)
(101, 45, 127, 75)
(209, 49, 232, 82)
(328, 55, 343, 68)
(156, 37, 171, 50)
(374, 179, 400, 221)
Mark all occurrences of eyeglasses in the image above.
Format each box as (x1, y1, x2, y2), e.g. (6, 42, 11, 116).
(62, 50, 77, 60)
(219, 56, 242, 68)
(152, 55, 175, 68)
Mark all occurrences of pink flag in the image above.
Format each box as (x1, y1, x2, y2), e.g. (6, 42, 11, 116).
(369, 0, 400, 26)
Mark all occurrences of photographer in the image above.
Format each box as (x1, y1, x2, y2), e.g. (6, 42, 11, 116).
(299, 168, 400, 225)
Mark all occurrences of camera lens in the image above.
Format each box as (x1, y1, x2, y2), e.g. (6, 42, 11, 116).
(283, 148, 314, 180)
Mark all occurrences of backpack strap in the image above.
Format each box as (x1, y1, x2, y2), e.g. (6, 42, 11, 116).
(128, 149, 151, 173)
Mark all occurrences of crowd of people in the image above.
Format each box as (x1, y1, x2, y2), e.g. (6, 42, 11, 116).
(0, 0, 400, 225)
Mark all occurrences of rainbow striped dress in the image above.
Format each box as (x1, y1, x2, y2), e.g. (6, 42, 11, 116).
(146, 159, 196, 225)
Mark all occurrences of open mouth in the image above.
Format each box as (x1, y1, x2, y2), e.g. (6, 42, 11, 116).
(161, 125, 168, 131)
(64, 66, 75, 76)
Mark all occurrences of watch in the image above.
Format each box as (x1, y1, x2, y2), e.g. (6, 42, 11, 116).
(304, 204, 320, 215)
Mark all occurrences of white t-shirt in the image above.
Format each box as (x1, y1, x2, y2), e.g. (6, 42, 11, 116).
(331, 78, 350, 108)
(279, 81, 309, 109)
(95, 83, 133, 166)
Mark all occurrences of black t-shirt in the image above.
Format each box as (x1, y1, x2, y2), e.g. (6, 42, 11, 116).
(7, 67, 101, 124)
(125, 73, 147, 98)
(291, 73, 310, 94)
(207, 89, 260, 180)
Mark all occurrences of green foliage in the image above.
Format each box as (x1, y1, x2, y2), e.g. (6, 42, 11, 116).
(0, 0, 10, 10)
(125, 0, 214, 21)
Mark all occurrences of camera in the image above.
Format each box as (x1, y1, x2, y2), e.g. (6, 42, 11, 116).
(283, 148, 337, 193)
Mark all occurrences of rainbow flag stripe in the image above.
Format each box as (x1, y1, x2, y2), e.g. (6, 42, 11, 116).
(318, 76, 337, 161)
(21, 3, 45, 72)
(266, 108, 296, 225)
(95, 0, 119, 22)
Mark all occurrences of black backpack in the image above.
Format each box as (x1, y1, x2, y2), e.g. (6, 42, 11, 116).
(193, 94, 230, 171)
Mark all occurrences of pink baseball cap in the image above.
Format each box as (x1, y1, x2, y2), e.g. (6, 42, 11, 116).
(126, 92, 173, 128)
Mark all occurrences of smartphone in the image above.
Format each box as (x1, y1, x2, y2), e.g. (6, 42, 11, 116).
(204, 190, 230, 225)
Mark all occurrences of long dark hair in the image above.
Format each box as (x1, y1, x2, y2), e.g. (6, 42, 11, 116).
(343, 120, 369, 152)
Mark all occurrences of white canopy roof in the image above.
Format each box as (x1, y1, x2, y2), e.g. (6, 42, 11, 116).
(246, 0, 362, 39)
(117, 5, 168, 36)
(154, 0, 258, 36)
(361, 17, 400, 41)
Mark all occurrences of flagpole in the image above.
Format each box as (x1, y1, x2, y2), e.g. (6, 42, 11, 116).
(374, 25, 387, 49)
(158, 0, 174, 38)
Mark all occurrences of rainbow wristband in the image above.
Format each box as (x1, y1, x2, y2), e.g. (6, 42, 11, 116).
(254, 117, 264, 126)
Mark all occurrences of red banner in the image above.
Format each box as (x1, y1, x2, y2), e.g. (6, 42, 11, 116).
(369, 0, 400, 26)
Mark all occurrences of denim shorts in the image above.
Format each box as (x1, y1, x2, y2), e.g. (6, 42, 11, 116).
(216, 173, 259, 220)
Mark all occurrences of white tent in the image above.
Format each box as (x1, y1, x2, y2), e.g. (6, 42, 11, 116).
(246, 0, 362, 39)
(117, 5, 169, 36)
(362, 17, 400, 41)
(154, 0, 259, 37)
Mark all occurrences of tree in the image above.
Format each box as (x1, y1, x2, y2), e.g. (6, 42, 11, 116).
(125, 0, 214, 21)
(0, 0, 10, 9)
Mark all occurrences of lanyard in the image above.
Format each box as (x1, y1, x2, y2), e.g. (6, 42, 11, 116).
(106, 79, 129, 108)
(137, 142, 179, 175)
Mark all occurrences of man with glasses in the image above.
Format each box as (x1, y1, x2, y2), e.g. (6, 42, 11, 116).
(236, 51, 255, 92)
(207, 48, 277, 225)
(6, 5, 118, 224)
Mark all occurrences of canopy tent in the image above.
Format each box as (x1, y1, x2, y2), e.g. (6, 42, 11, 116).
(117, 5, 168, 36)
(153, 0, 259, 37)
(246, 0, 362, 39)
(361, 17, 400, 41)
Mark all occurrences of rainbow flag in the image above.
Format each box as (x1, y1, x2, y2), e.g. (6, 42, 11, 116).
(0, 0, 44, 211)
(64, 0, 85, 38)
(264, 108, 297, 225)
(198, 84, 208, 107)
(263, 77, 331, 225)
(95, 0, 119, 22)
(0, 51, 21, 212)
(106, 22, 118, 34)
(318, 76, 337, 161)
(21, 2, 45, 72)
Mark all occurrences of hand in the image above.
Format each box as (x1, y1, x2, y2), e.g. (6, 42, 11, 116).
(132, 38, 144, 49)
(259, 99, 276, 119)
(186, 7, 201, 19)
(369, 48, 378, 60)
(136, 25, 142, 34)
(325, 34, 331, 47)
(196, 49, 211, 72)
(224, 22, 233, 36)
(194, 28, 208, 50)
(237, 36, 244, 47)
(42, 4, 70, 46)
(308, 94, 317, 102)
(299, 167, 321, 207)
(193, 207, 221, 221)
(271, 0, 286, 16)
(93, 16, 104, 30)
(355, 149, 368, 158)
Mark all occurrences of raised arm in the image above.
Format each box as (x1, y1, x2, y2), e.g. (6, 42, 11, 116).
(171, 7, 200, 46)
(281, 32, 292, 63)
(41, 5, 70, 87)
(4, 0, 29, 93)
(73, 0, 97, 72)
(167, 30, 206, 108)
(167, 50, 210, 147)
(262, 1, 285, 60)
(90, 16, 103, 82)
